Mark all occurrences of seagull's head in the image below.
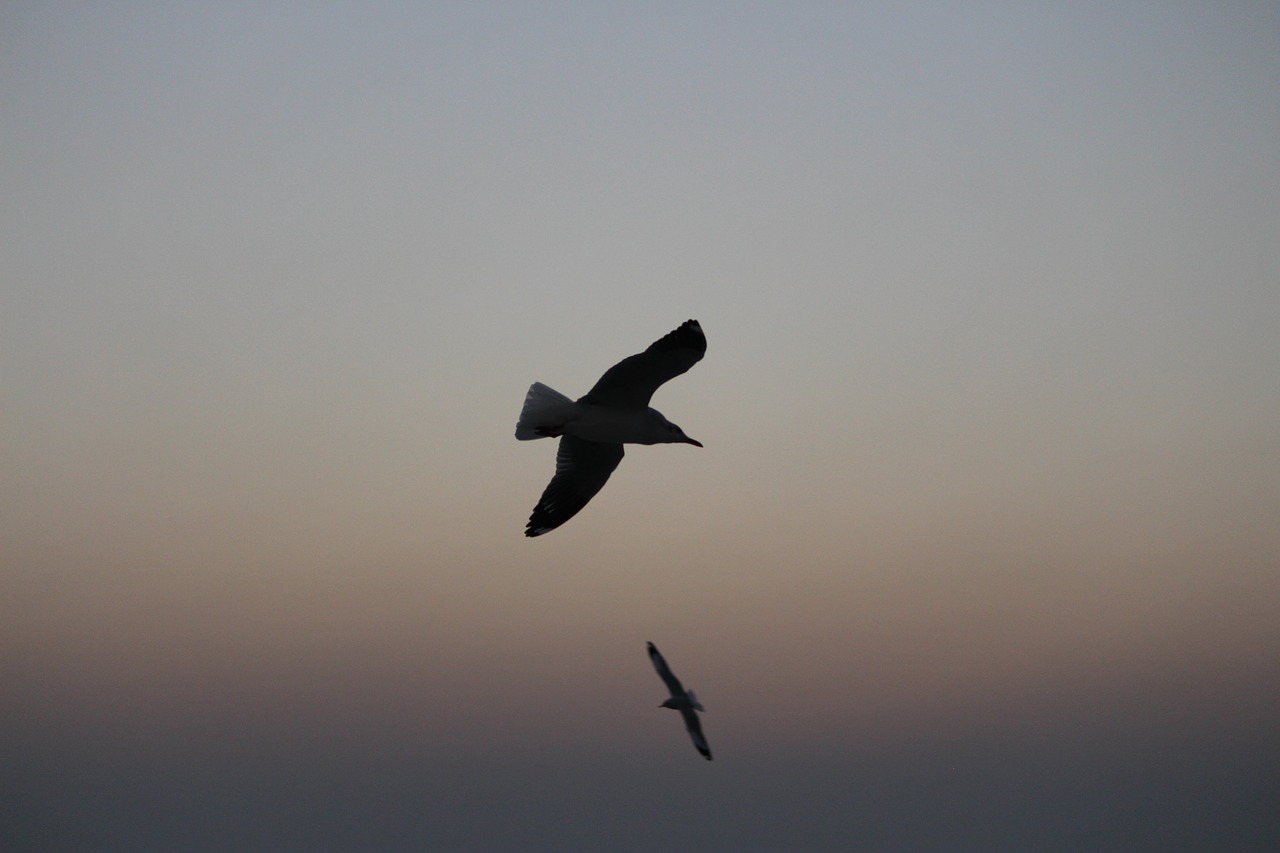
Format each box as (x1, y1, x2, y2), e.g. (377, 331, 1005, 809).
(643, 409, 702, 447)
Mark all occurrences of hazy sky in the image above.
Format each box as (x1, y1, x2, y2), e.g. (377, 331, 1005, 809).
(4, 3, 1278, 851)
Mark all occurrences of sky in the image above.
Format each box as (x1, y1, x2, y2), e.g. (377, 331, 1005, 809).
(3, 2, 1279, 850)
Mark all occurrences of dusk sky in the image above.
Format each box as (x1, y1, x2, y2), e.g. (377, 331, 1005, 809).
(4, 3, 1278, 851)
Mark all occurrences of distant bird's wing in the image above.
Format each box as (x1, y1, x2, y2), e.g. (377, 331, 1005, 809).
(578, 320, 706, 410)
(526, 436, 625, 537)
(680, 706, 712, 760)
(647, 641, 685, 697)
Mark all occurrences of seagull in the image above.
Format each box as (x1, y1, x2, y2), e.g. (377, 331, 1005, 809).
(647, 641, 712, 760)
(515, 319, 706, 537)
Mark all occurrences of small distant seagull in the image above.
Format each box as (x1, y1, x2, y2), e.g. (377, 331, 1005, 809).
(515, 320, 706, 537)
(647, 641, 712, 760)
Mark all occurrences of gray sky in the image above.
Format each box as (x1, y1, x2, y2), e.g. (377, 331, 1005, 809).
(4, 3, 1278, 850)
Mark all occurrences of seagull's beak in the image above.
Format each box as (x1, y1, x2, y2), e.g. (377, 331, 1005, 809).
(684, 437, 703, 447)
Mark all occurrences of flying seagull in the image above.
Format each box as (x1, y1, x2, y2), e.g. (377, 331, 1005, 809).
(515, 319, 706, 537)
(647, 641, 712, 760)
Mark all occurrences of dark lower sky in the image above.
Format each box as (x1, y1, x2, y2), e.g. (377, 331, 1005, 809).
(8, 701, 1277, 851)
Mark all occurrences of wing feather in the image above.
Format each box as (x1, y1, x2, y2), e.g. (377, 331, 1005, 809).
(579, 320, 706, 410)
(647, 641, 685, 696)
(681, 707, 712, 760)
(525, 437, 624, 537)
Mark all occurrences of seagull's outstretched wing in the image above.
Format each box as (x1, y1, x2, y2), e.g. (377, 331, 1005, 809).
(526, 436, 625, 537)
(680, 706, 712, 760)
(647, 641, 685, 696)
(579, 320, 706, 410)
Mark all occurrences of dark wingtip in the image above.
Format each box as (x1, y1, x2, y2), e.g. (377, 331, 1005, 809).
(649, 319, 707, 356)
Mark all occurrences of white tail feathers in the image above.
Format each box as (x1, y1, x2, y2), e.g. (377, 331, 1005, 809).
(515, 382, 575, 440)
(688, 690, 705, 712)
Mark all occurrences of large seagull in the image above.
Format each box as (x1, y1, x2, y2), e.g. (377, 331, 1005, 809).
(647, 641, 712, 760)
(515, 319, 706, 537)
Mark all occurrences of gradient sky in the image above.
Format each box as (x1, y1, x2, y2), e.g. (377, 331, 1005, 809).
(4, 3, 1279, 851)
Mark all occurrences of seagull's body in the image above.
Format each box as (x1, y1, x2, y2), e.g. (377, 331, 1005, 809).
(647, 641, 712, 760)
(515, 320, 706, 537)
